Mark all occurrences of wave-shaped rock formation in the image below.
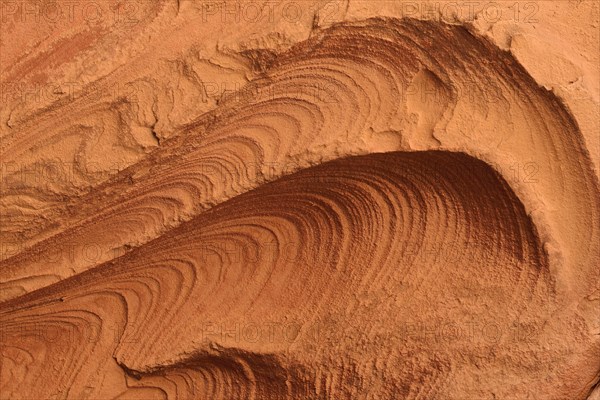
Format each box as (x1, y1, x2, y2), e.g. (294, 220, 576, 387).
(1, 15, 599, 400)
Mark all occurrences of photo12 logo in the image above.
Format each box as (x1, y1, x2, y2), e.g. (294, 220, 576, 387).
(197, 1, 342, 24)
(1, 1, 141, 25)
(398, 1, 539, 23)
(1, 81, 141, 106)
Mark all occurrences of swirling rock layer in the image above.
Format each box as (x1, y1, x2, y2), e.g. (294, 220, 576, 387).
(1, 151, 554, 399)
(1, 7, 599, 400)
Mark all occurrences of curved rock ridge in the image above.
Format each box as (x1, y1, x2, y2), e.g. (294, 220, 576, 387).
(0, 16, 599, 399)
(1, 18, 597, 296)
(2, 151, 556, 399)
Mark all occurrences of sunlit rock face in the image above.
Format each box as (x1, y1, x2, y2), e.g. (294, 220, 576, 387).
(1, 2, 599, 399)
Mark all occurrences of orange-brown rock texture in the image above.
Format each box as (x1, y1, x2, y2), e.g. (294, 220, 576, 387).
(1, 1, 599, 399)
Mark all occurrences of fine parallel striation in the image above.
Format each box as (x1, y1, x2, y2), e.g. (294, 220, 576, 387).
(2, 151, 555, 399)
(1, 17, 599, 399)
